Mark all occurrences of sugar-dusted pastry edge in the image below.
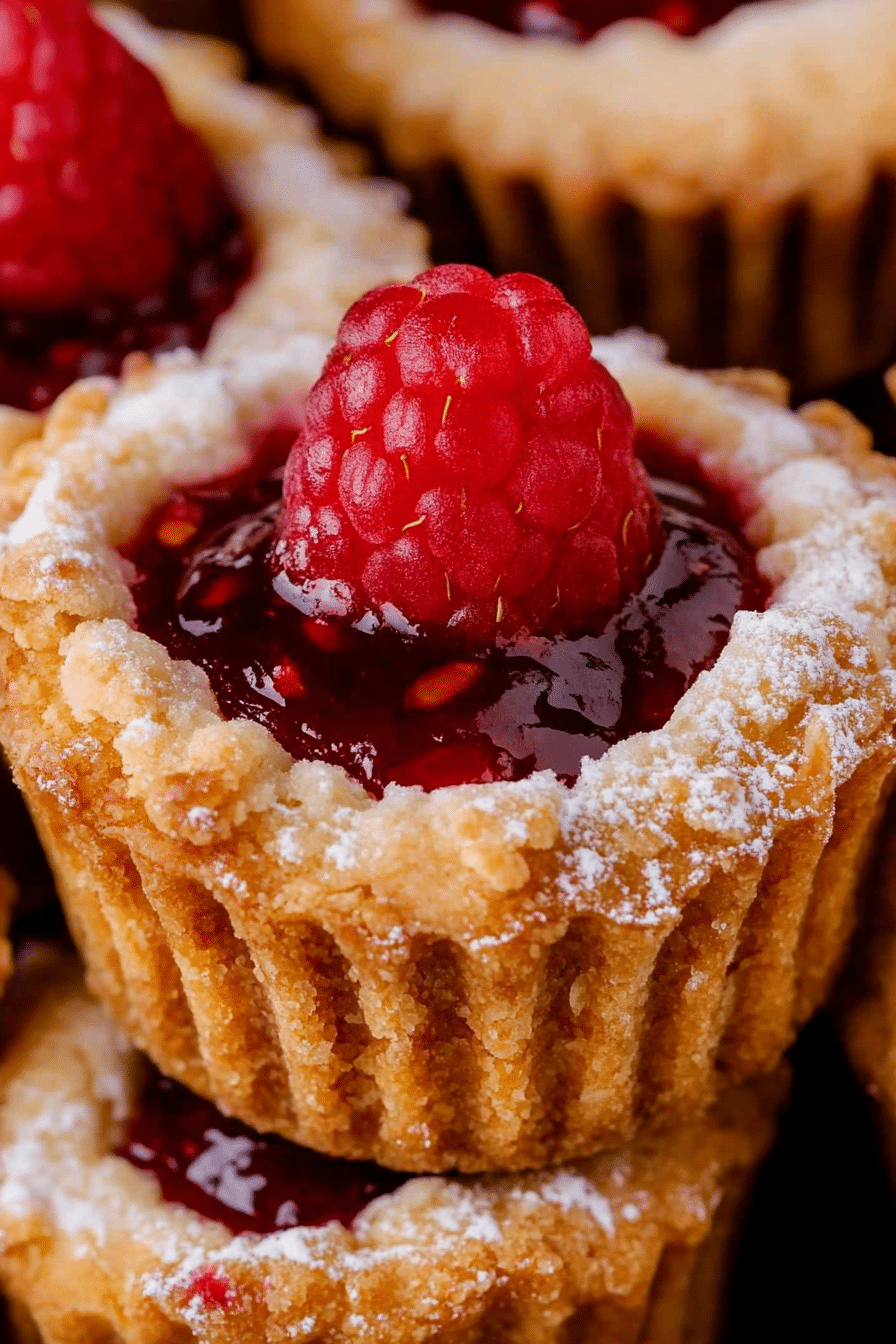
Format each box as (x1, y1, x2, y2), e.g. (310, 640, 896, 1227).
(0, 955, 783, 1344)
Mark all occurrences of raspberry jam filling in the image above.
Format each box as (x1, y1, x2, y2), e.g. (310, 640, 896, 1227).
(0, 218, 252, 413)
(127, 268, 767, 793)
(418, 0, 754, 40)
(0, 0, 253, 412)
(117, 1067, 406, 1236)
(127, 426, 766, 795)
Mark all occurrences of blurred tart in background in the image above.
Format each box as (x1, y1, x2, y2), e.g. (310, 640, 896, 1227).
(246, 0, 896, 390)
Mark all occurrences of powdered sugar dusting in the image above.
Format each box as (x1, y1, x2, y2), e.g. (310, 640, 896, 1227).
(537, 1172, 615, 1234)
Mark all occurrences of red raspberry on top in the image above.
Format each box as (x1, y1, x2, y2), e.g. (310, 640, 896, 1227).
(0, 0, 230, 313)
(271, 265, 660, 643)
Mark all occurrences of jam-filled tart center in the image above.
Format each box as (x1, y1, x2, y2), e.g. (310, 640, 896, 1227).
(125, 267, 768, 796)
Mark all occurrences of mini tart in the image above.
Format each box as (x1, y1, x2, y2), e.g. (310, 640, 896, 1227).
(0, 3, 426, 426)
(247, 0, 896, 390)
(0, 331, 894, 1174)
(0, 6, 427, 510)
(0, 956, 784, 1344)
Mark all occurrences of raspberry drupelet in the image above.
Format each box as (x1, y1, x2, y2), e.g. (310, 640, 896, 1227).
(271, 266, 661, 644)
(0, 0, 250, 411)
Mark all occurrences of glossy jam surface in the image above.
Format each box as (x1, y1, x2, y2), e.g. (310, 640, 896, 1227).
(0, 215, 252, 413)
(126, 427, 767, 796)
(418, 0, 753, 40)
(117, 1068, 407, 1236)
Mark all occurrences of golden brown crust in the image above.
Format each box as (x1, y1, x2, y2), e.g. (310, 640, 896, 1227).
(245, 0, 896, 385)
(0, 327, 892, 1173)
(0, 958, 783, 1344)
(247, 0, 895, 208)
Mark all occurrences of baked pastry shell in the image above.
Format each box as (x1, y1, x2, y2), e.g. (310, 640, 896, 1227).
(0, 327, 893, 1172)
(247, 0, 896, 389)
(0, 953, 784, 1344)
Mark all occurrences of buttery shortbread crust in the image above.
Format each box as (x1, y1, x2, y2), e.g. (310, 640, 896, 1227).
(0, 329, 893, 1171)
(0, 957, 783, 1344)
(246, 0, 896, 387)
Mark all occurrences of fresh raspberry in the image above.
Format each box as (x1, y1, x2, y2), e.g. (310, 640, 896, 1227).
(0, 0, 231, 313)
(271, 266, 660, 643)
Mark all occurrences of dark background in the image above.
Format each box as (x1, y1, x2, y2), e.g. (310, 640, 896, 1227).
(720, 1016, 896, 1340)
(721, 359, 896, 1340)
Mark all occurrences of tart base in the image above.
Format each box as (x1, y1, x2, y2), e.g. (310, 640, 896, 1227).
(0, 953, 784, 1344)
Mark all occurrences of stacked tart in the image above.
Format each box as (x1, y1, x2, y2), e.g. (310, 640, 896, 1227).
(0, 949, 785, 1344)
(2, 4, 896, 1340)
(247, 0, 896, 389)
(2, 260, 894, 1341)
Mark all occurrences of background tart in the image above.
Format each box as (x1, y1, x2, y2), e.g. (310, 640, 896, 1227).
(0, 6, 427, 525)
(245, 0, 896, 390)
(0, 3, 427, 426)
(840, 801, 896, 1187)
(0, 868, 14, 1002)
(0, 954, 785, 1344)
(0, 330, 893, 1173)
